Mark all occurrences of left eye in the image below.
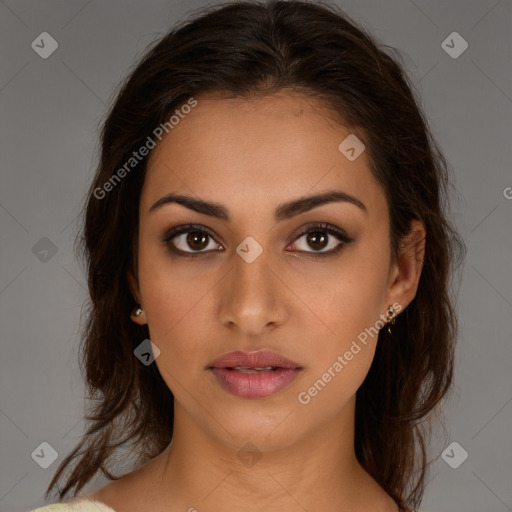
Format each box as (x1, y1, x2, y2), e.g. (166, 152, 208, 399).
(289, 223, 353, 255)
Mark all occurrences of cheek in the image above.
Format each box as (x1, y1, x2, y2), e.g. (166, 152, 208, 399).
(320, 250, 389, 339)
(135, 252, 219, 388)
(302, 243, 389, 388)
(142, 280, 211, 351)
(141, 279, 211, 396)
(137, 236, 208, 328)
(296, 278, 387, 413)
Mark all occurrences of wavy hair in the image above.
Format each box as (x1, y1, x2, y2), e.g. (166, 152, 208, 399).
(46, 1, 466, 510)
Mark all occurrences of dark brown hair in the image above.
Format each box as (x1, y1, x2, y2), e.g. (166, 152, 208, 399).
(46, 1, 466, 510)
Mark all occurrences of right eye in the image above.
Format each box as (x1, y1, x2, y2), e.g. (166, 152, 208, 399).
(162, 224, 224, 257)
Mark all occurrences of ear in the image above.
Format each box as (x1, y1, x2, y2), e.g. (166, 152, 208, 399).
(385, 219, 426, 313)
(127, 268, 147, 325)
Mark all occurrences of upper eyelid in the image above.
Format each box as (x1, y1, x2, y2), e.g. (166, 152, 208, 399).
(163, 223, 218, 242)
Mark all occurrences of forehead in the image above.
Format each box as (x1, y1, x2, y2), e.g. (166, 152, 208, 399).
(141, 91, 384, 217)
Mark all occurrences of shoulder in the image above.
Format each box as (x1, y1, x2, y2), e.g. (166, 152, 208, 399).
(30, 498, 117, 512)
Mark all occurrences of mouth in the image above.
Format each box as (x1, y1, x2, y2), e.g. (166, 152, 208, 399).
(207, 349, 302, 371)
(223, 366, 280, 374)
(207, 350, 303, 398)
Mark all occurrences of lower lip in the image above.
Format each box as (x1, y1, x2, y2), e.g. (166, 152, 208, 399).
(209, 367, 301, 398)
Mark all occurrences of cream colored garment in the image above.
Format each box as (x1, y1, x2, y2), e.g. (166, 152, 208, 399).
(30, 498, 117, 512)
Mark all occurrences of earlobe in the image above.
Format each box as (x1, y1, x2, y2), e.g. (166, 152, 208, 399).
(130, 304, 147, 325)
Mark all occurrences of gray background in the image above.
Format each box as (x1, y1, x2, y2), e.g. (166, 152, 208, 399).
(0, 0, 511, 511)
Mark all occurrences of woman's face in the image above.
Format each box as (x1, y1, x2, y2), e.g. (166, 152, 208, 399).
(129, 90, 423, 451)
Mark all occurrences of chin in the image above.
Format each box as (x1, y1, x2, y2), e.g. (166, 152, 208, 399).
(206, 406, 307, 452)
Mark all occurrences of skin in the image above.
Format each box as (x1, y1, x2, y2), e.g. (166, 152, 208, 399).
(86, 90, 425, 512)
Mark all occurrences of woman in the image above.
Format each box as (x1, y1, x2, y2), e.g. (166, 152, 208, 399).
(32, 1, 465, 511)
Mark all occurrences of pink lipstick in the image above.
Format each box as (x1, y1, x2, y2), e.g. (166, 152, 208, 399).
(207, 349, 303, 399)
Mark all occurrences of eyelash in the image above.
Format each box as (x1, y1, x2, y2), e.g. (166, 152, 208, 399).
(162, 222, 354, 259)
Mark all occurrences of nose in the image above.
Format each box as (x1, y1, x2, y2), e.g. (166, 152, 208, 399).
(217, 245, 289, 336)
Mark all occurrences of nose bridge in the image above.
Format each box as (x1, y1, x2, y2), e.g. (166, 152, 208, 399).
(218, 241, 286, 334)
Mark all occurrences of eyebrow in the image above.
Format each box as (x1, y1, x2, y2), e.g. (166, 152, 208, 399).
(148, 189, 367, 221)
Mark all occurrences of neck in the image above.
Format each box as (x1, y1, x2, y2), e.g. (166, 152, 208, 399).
(142, 396, 387, 511)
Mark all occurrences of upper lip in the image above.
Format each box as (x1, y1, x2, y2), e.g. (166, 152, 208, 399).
(208, 350, 302, 369)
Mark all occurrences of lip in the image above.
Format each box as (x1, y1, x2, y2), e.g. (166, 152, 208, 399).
(208, 349, 302, 370)
(207, 350, 303, 399)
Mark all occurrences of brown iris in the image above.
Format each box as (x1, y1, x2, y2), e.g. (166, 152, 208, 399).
(187, 231, 209, 251)
(306, 230, 328, 251)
